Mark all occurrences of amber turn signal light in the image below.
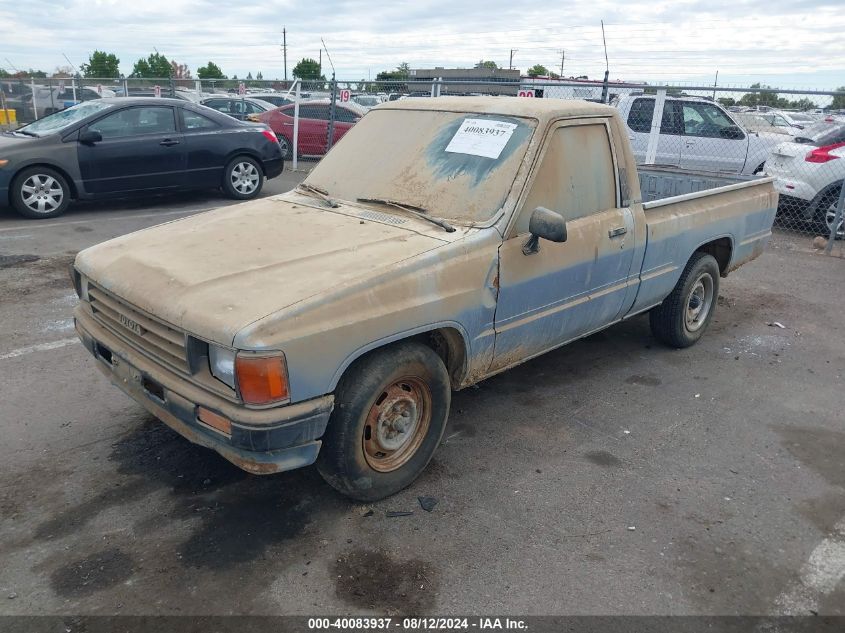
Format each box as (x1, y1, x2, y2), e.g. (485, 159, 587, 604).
(235, 353, 289, 405)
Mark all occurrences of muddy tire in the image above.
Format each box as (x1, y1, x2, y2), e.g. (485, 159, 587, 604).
(316, 341, 451, 501)
(222, 155, 264, 200)
(11, 166, 71, 219)
(650, 252, 720, 349)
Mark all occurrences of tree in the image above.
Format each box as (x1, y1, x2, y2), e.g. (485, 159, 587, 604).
(717, 97, 736, 107)
(196, 61, 226, 80)
(739, 83, 779, 108)
(170, 61, 191, 79)
(130, 53, 171, 78)
(246, 72, 253, 80)
(256, 71, 263, 80)
(475, 60, 498, 69)
(52, 65, 74, 78)
(292, 58, 324, 80)
(81, 50, 120, 78)
(832, 86, 845, 110)
(527, 64, 548, 77)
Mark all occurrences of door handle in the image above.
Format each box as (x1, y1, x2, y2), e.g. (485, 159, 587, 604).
(608, 226, 627, 238)
(159, 139, 180, 146)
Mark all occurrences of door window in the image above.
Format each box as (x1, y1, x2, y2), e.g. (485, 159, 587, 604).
(681, 102, 741, 138)
(515, 123, 617, 234)
(626, 97, 684, 135)
(627, 98, 654, 133)
(88, 106, 176, 138)
(335, 106, 360, 123)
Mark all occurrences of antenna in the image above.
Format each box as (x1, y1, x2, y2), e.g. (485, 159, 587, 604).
(62, 53, 80, 75)
(321, 37, 335, 75)
(600, 20, 610, 104)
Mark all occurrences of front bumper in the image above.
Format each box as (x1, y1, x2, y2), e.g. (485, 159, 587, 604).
(74, 307, 333, 475)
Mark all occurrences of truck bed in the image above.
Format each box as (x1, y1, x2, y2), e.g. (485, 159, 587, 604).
(628, 166, 778, 316)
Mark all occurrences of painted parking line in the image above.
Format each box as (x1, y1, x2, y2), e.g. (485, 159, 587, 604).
(0, 207, 210, 233)
(0, 337, 80, 361)
(775, 517, 845, 615)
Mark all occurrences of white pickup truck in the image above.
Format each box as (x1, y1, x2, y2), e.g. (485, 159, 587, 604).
(617, 95, 784, 175)
(72, 98, 778, 500)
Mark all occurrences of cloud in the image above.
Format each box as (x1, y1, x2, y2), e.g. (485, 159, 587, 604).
(1, 0, 843, 88)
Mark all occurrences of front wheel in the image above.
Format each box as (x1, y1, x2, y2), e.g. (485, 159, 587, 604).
(649, 252, 720, 348)
(316, 341, 451, 501)
(222, 156, 264, 200)
(11, 167, 72, 219)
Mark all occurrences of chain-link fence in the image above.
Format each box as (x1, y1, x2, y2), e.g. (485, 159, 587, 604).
(2, 76, 843, 246)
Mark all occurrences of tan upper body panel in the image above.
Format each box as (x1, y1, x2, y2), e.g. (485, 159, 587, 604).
(74, 194, 450, 345)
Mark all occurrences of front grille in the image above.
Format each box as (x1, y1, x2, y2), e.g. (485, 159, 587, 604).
(87, 284, 189, 373)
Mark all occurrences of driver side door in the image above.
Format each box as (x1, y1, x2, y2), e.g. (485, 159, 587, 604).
(492, 119, 636, 371)
(679, 102, 747, 173)
(77, 105, 185, 195)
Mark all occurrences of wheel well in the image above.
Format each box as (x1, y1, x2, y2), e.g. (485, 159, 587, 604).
(423, 327, 468, 389)
(10, 163, 78, 203)
(336, 327, 469, 392)
(696, 237, 732, 276)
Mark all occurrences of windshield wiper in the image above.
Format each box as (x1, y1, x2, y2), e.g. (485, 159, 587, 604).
(15, 129, 38, 137)
(296, 183, 339, 208)
(357, 198, 456, 233)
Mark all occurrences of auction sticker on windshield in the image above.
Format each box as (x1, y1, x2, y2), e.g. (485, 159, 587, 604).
(445, 118, 517, 159)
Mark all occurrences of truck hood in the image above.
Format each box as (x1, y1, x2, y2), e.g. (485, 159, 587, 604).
(75, 196, 448, 345)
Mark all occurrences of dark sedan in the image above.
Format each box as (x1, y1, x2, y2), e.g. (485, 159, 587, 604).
(200, 96, 277, 121)
(0, 98, 284, 219)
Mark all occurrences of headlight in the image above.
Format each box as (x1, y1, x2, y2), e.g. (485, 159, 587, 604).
(69, 266, 88, 300)
(209, 345, 237, 389)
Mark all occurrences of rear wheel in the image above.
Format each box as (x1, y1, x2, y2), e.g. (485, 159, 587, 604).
(278, 136, 293, 160)
(222, 156, 263, 200)
(650, 252, 720, 348)
(11, 167, 71, 219)
(818, 189, 844, 240)
(316, 341, 451, 501)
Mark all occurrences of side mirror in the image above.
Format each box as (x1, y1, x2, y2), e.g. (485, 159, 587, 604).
(523, 206, 567, 255)
(78, 129, 102, 144)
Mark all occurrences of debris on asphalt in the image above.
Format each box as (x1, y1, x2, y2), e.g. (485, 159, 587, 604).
(418, 496, 438, 512)
(386, 511, 414, 518)
(363, 509, 374, 517)
(623, 430, 631, 434)
(812, 236, 828, 250)
(627, 526, 636, 531)
(694, 394, 700, 398)
(7, 592, 17, 599)
(767, 322, 786, 329)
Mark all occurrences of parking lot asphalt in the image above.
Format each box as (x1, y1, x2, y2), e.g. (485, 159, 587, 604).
(0, 175, 843, 616)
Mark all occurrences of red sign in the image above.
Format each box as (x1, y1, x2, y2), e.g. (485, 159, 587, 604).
(339, 89, 351, 102)
(518, 89, 535, 98)
(153, 85, 161, 98)
(238, 82, 246, 95)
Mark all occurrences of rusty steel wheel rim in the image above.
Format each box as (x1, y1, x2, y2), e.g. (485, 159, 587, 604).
(363, 376, 432, 473)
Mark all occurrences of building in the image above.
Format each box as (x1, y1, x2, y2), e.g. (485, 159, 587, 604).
(409, 67, 520, 96)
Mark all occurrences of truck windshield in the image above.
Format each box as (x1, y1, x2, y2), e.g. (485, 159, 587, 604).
(303, 109, 536, 224)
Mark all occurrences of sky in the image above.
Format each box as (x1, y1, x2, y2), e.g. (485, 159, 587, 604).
(1, 0, 844, 92)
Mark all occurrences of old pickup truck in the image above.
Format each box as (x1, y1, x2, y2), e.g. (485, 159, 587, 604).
(72, 98, 777, 500)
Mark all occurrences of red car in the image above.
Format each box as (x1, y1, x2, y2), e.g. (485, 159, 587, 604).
(254, 100, 366, 158)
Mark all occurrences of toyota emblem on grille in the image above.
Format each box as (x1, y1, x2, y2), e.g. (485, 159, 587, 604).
(119, 313, 144, 336)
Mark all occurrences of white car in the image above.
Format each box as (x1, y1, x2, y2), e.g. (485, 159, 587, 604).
(765, 122, 845, 238)
(617, 95, 785, 175)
